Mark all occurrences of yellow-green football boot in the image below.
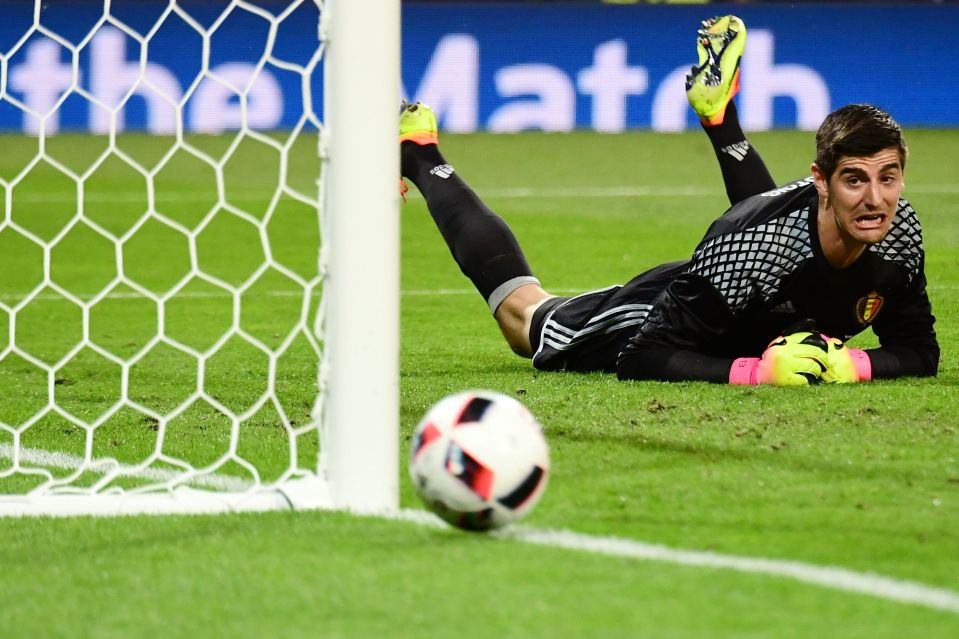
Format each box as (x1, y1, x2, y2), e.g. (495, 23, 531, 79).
(399, 100, 438, 146)
(685, 15, 747, 126)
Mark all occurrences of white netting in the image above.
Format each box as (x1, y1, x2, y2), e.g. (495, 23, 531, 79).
(0, 0, 331, 512)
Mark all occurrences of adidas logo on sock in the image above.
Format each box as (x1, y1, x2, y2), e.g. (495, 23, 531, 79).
(721, 141, 750, 162)
(430, 164, 455, 179)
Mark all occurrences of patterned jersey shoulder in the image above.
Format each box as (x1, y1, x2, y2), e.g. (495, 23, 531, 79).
(687, 179, 817, 313)
(868, 198, 924, 280)
(710, 177, 817, 235)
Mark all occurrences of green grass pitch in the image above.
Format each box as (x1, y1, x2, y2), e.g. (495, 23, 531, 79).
(1, 129, 958, 637)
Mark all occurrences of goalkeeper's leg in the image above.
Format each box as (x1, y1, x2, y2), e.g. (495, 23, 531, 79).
(400, 101, 553, 357)
(699, 101, 776, 206)
(685, 15, 776, 205)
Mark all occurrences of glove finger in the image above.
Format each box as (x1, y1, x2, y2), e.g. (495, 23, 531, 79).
(796, 332, 829, 352)
(790, 343, 830, 356)
(769, 334, 829, 354)
(780, 371, 816, 386)
(781, 318, 819, 335)
(782, 350, 827, 373)
(792, 357, 827, 376)
(822, 366, 856, 384)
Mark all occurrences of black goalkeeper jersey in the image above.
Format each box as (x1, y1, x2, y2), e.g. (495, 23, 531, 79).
(608, 178, 939, 382)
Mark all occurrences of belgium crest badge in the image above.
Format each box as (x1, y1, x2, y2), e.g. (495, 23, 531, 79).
(855, 292, 884, 325)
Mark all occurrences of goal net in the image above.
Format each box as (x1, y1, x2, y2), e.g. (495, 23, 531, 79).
(0, 0, 399, 516)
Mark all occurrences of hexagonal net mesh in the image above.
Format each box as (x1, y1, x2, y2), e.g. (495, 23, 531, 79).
(0, 0, 343, 514)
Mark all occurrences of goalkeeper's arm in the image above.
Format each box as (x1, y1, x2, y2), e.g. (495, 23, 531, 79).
(866, 275, 939, 379)
(815, 273, 940, 382)
(821, 333, 937, 382)
(616, 275, 737, 382)
(616, 277, 828, 385)
(618, 330, 830, 385)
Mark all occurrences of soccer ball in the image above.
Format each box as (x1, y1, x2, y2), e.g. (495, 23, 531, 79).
(409, 390, 550, 531)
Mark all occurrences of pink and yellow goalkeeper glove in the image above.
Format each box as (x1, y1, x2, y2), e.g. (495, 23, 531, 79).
(729, 331, 830, 385)
(819, 335, 872, 383)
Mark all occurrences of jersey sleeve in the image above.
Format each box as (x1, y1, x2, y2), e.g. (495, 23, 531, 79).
(862, 200, 939, 378)
(866, 263, 939, 378)
(616, 206, 814, 383)
(615, 272, 740, 382)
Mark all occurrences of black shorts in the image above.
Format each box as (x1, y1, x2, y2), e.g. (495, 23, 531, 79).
(528, 261, 687, 373)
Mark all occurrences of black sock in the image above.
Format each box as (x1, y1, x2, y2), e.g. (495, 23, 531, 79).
(701, 101, 777, 206)
(402, 142, 538, 313)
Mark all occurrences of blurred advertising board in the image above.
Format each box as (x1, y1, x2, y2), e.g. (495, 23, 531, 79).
(0, 2, 952, 132)
(402, 2, 954, 131)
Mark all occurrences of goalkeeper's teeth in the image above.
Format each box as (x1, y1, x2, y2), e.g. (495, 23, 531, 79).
(685, 15, 746, 126)
(400, 100, 439, 146)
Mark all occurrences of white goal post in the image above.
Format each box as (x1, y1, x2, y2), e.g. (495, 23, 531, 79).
(322, 0, 401, 512)
(0, 0, 400, 516)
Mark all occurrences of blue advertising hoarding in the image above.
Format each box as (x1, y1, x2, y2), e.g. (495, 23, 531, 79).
(0, 2, 953, 133)
(0, 0, 321, 134)
(401, 3, 956, 131)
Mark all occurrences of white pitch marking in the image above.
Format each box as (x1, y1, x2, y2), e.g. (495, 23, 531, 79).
(400, 285, 959, 296)
(2, 440, 957, 615)
(7, 190, 281, 203)
(402, 287, 587, 296)
(0, 443, 253, 492)
(3, 284, 954, 304)
(478, 185, 717, 198)
(0, 288, 461, 301)
(392, 508, 959, 615)
(6, 183, 957, 204)
(0, 289, 317, 302)
(403, 183, 959, 199)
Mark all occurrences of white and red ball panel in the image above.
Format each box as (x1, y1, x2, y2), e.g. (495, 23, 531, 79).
(409, 390, 550, 531)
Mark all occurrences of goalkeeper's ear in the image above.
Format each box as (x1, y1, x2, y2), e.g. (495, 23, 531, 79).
(811, 162, 829, 197)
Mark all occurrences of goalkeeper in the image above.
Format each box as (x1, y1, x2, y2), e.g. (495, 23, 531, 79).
(399, 15, 938, 385)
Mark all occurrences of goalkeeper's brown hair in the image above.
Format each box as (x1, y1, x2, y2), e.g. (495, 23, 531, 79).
(815, 104, 908, 180)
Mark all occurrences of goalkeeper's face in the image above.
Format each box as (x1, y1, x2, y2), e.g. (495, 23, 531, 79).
(814, 147, 904, 249)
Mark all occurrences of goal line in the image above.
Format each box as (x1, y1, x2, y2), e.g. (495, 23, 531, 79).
(392, 509, 959, 616)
